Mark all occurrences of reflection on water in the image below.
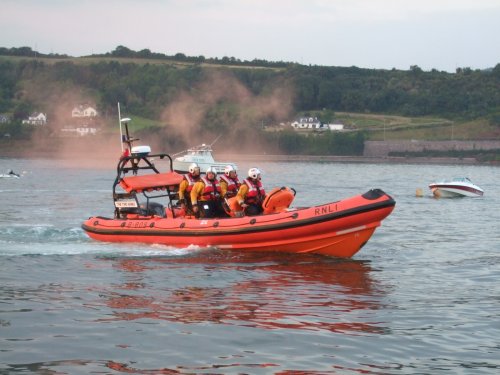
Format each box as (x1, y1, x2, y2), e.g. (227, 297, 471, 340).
(94, 252, 387, 336)
(106, 359, 281, 374)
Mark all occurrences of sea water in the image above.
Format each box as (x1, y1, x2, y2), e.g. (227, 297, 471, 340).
(1, 157, 499, 374)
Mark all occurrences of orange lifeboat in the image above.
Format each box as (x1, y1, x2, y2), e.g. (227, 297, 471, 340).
(81, 119, 396, 258)
(82, 155, 395, 258)
(83, 187, 395, 258)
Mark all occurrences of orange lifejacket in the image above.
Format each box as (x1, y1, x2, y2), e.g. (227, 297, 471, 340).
(184, 173, 199, 193)
(244, 178, 266, 204)
(220, 175, 241, 198)
(200, 176, 221, 201)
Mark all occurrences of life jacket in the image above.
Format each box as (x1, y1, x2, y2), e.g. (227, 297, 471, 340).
(220, 175, 241, 198)
(243, 178, 265, 204)
(184, 173, 200, 193)
(200, 176, 221, 201)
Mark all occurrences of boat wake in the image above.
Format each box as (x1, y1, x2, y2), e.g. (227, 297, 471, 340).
(0, 224, 213, 257)
(105, 244, 213, 258)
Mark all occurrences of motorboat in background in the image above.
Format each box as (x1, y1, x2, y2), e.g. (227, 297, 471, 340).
(429, 177, 484, 198)
(172, 136, 237, 174)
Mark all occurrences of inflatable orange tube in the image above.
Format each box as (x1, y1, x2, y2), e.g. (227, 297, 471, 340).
(82, 189, 396, 258)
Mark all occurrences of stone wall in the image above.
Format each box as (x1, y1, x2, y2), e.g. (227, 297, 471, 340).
(364, 140, 500, 157)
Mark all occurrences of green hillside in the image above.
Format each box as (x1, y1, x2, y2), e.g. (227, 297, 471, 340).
(1, 46, 499, 157)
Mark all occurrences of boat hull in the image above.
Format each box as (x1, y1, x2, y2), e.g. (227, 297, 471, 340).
(82, 189, 395, 258)
(429, 184, 484, 198)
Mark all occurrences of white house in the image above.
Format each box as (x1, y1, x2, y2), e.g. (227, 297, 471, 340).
(0, 114, 10, 123)
(291, 117, 323, 130)
(72, 105, 98, 118)
(22, 112, 47, 126)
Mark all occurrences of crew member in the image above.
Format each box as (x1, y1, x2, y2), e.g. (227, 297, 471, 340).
(219, 165, 241, 199)
(178, 162, 201, 216)
(191, 166, 224, 218)
(236, 167, 266, 216)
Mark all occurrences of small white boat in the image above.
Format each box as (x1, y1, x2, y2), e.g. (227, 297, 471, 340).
(0, 170, 20, 179)
(172, 143, 237, 174)
(429, 177, 484, 198)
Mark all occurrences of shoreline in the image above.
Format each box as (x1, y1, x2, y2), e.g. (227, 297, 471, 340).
(1, 139, 498, 166)
(1, 148, 494, 166)
(219, 154, 485, 165)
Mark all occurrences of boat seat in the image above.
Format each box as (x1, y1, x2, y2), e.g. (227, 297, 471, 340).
(120, 172, 184, 193)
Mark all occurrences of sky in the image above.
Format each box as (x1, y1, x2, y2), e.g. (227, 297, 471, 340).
(1, 0, 499, 72)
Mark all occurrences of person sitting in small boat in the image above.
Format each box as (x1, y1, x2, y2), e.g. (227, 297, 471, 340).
(236, 167, 266, 216)
(8, 169, 20, 177)
(178, 162, 201, 216)
(191, 166, 225, 219)
(220, 165, 241, 199)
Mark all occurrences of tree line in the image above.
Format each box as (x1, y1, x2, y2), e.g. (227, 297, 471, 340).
(96, 45, 290, 68)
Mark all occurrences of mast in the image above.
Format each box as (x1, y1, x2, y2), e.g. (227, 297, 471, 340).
(118, 102, 124, 152)
(117, 103, 133, 153)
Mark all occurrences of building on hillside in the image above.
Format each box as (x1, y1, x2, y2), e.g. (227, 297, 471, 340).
(290, 117, 345, 132)
(291, 117, 323, 130)
(0, 114, 10, 124)
(22, 112, 47, 126)
(71, 105, 98, 118)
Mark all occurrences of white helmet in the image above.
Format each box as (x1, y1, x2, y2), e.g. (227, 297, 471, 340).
(206, 166, 217, 177)
(224, 165, 236, 176)
(248, 167, 261, 179)
(189, 163, 200, 174)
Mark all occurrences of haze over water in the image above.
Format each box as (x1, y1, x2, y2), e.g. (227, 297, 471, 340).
(1, 157, 499, 374)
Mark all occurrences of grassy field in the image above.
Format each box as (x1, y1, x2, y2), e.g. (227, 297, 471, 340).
(0, 55, 282, 71)
(93, 112, 500, 142)
(333, 112, 499, 141)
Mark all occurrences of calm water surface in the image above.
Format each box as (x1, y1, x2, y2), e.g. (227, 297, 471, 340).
(1, 157, 499, 374)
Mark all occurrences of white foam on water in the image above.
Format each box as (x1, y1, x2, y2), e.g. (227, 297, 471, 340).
(112, 243, 211, 257)
(0, 236, 213, 257)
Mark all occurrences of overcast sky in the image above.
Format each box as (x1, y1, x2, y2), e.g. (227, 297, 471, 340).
(1, 0, 499, 72)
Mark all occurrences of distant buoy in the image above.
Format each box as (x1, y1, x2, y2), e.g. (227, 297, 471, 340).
(415, 188, 424, 197)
